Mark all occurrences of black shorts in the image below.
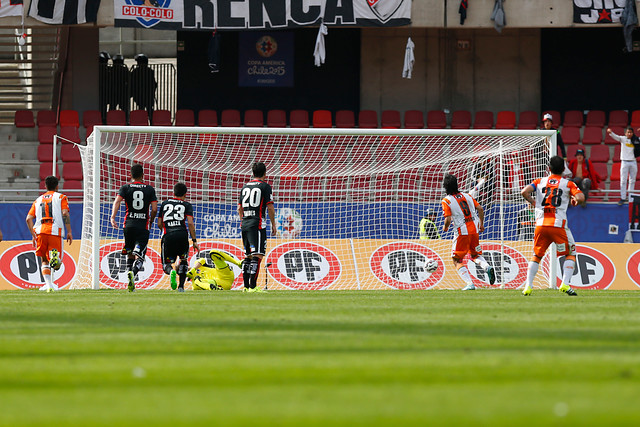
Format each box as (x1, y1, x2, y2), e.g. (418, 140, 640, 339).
(241, 227, 267, 256)
(123, 227, 149, 259)
(161, 231, 189, 264)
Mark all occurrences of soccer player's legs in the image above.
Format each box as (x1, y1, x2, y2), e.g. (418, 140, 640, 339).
(467, 234, 495, 285)
(241, 228, 266, 289)
(35, 234, 62, 291)
(209, 249, 242, 269)
(523, 226, 554, 295)
(162, 232, 189, 290)
(451, 235, 474, 290)
(553, 227, 578, 295)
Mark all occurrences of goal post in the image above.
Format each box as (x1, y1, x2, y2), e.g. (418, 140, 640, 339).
(71, 126, 555, 291)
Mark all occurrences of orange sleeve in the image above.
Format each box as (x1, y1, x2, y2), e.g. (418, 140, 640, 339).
(568, 180, 582, 196)
(28, 201, 36, 217)
(61, 195, 69, 211)
(471, 197, 480, 209)
(441, 199, 451, 217)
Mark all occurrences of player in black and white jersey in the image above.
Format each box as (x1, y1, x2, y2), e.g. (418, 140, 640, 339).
(238, 162, 277, 292)
(157, 182, 199, 292)
(110, 164, 158, 292)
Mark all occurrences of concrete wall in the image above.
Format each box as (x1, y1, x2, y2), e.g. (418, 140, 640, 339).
(360, 27, 540, 114)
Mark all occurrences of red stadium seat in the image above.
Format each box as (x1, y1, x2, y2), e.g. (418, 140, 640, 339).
(585, 110, 606, 128)
(473, 111, 494, 129)
(312, 110, 332, 128)
(518, 111, 539, 129)
(326, 144, 349, 164)
(563, 110, 583, 128)
(404, 110, 424, 129)
(358, 110, 378, 128)
(381, 110, 401, 128)
(62, 162, 83, 181)
(37, 110, 56, 127)
(59, 126, 81, 144)
(175, 109, 195, 126)
(564, 144, 581, 159)
(290, 110, 310, 128)
(397, 170, 421, 202)
(277, 144, 300, 164)
(106, 110, 127, 125)
(304, 176, 326, 201)
(37, 144, 54, 162)
(221, 109, 241, 127)
(350, 144, 373, 165)
(426, 110, 446, 129)
(349, 175, 373, 202)
(610, 163, 621, 181)
(588, 145, 610, 162)
(59, 110, 79, 128)
(335, 110, 355, 128)
(451, 110, 471, 129)
(324, 176, 347, 201)
(62, 180, 83, 201)
(631, 110, 640, 129)
(592, 162, 608, 181)
(129, 110, 149, 126)
(152, 110, 172, 126)
(244, 109, 264, 127)
(15, 110, 35, 128)
(60, 144, 82, 162)
(560, 127, 581, 145)
(608, 110, 629, 128)
(375, 172, 397, 201)
(198, 109, 218, 127)
(582, 127, 603, 145)
(38, 126, 57, 144)
(495, 111, 516, 129)
(39, 163, 59, 180)
(267, 109, 287, 127)
(613, 145, 621, 162)
(82, 110, 102, 135)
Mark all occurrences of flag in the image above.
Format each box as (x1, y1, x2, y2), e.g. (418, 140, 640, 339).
(28, 0, 101, 24)
(402, 37, 414, 79)
(0, 0, 24, 18)
(313, 23, 328, 67)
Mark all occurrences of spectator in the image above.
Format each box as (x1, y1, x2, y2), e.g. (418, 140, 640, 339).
(606, 126, 640, 205)
(130, 53, 157, 117)
(568, 148, 600, 205)
(110, 54, 130, 113)
(542, 113, 567, 159)
(419, 209, 441, 240)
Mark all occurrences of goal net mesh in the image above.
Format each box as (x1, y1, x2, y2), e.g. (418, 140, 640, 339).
(70, 127, 552, 291)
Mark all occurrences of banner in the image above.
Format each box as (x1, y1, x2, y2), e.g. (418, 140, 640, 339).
(238, 32, 294, 87)
(28, 0, 101, 24)
(2, 239, 640, 290)
(573, 0, 626, 24)
(0, 0, 23, 17)
(114, 0, 412, 30)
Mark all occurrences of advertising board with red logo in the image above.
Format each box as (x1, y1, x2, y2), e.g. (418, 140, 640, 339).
(1, 240, 639, 290)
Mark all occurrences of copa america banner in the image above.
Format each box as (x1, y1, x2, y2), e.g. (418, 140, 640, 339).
(114, 0, 411, 30)
(573, 0, 626, 23)
(0, 0, 23, 17)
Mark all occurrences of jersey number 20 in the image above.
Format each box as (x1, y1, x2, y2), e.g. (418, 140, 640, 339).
(242, 187, 262, 208)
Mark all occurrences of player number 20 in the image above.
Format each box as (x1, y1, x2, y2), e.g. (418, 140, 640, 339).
(242, 187, 262, 208)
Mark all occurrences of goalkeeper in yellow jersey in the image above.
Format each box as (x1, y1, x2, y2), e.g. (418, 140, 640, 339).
(187, 249, 243, 290)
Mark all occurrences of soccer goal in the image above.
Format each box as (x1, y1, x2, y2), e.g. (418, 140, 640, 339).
(70, 126, 556, 291)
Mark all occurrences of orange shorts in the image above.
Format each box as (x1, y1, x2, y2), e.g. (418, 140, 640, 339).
(451, 233, 482, 261)
(533, 226, 576, 259)
(35, 234, 63, 262)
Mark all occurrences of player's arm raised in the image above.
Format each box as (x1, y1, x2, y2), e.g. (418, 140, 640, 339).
(110, 195, 124, 228)
(187, 216, 199, 252)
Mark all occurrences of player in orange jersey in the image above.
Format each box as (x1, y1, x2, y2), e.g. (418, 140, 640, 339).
(26, 176, 73, 292)
(520, 156, 584, 296)
(441, 174, 495, 290)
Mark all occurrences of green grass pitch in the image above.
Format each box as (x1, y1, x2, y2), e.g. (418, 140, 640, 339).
(1, 289, 639, 426)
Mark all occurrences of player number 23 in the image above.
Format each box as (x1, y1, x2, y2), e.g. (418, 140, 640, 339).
(163, 204, 185, 221)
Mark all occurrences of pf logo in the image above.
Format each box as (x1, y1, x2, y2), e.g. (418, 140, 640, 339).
(624, 249, 640, 289)
(99, 242, 162, 289)
(367, 0, 406, 22)
(466, 244, 528, 289)
(0, 243, 76, 290)
(370, 242, 444, 289)
(189, 241, 245, 290)
(267, 241, 341, 290)
(543, 245, 616, 290)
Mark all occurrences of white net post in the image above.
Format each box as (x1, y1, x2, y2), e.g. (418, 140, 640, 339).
(70, 127, 554, 291)
(548, 131, 558, 289)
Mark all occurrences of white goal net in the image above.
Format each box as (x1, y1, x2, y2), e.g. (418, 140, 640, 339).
(70, 126, 555, 291)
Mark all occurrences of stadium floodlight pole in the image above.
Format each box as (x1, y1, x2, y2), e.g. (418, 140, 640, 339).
(548, 131, 558, 289)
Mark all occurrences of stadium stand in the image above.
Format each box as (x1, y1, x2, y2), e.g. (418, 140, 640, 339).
(38, 126, 57, 144)
(518, 111, 538, 129)
(267, 110, 287, 127)
(244, 109, 264, 127)
(37, 110, 57, 127)
(542, 110, 561, 128)
(129, 110, 149, 126)
(563, 110, 583, 128)
(605, 126, 624, 144)
(608, 110, 628, 128)
(62, 162, 83, 181)
(290, 110, 310, 128)
(59, 126, 81, 144)
(381, 110, 401, 128)
(631, 110, 640, 128)
(495, 111, 516, 129)
(59, 110, 79, 128)
(152, 110, 172, 126)
(588, 144, 610, 162)
(60, 144, 82, 162)
(473, 111, 494, 129)
(62, 180, 83, 201)
(221, 109, 241, 127)
(82, 110, 102, 136)
(560, 126, 581, 145)
(582, 127, 603, 145)
(106, 110, 127, 125)
(312, 110, 332, 128)
(451, 110, 471, 129)
(198, 110, 218, 127)
(37, 144, 54, 162)
(585, 110, 606, 128)
(426, 110, 447, 129)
